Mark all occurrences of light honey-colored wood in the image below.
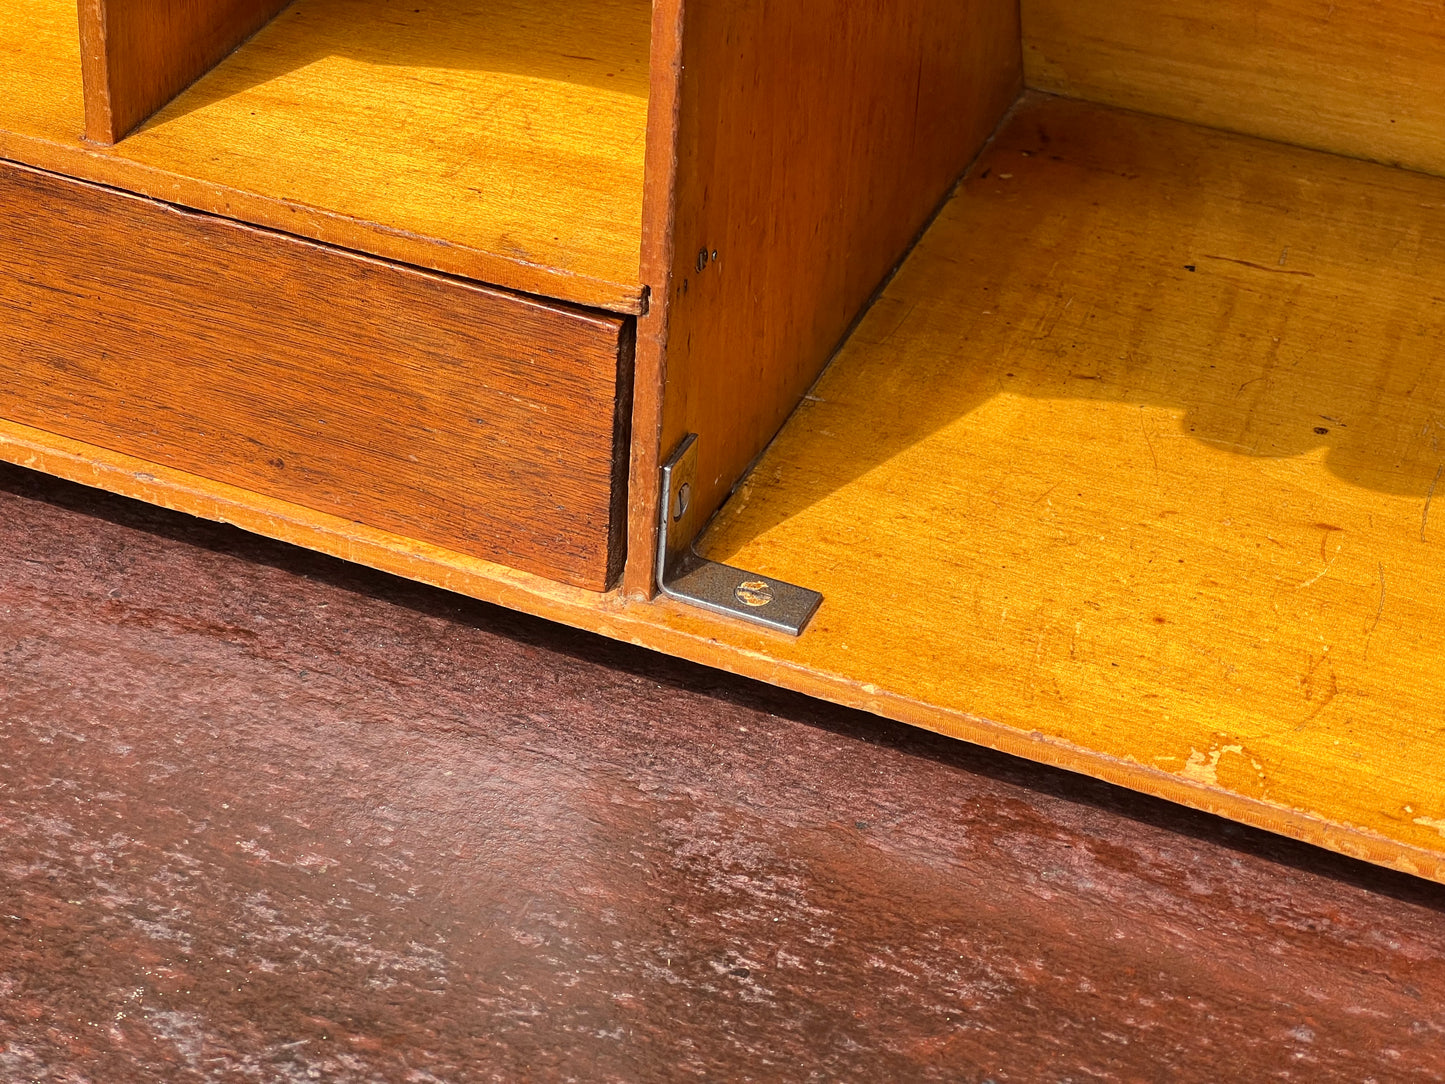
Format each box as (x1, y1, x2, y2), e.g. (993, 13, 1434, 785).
(1022, 0, 1445, 178)
(0, 0, 83, 144)
(0, 0, 649, 312)
(624, 0, 1023, 594)
(698, 95, 1445, 874)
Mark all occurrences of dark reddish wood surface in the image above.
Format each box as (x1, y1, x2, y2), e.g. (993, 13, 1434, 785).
(0, 160, 631, 591)
(2, 462, 1444, 1082)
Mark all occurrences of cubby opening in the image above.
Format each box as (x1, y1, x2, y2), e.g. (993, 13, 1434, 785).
(0, 0, 651, 311)
(701, 93, 1445, 861)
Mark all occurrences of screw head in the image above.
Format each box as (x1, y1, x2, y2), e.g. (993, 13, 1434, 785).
(735, 580, 773, 607)
(672, 482, 691, 523)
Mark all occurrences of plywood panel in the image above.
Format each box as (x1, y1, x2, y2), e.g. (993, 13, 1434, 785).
(1022, 0, 1445, 177)
(697, 95, 1445, 873)
(78, 0, 290, 143)
(624, 0, 1023, 592)
(1, 0, 650, 312)
(0, 159, 631, 590)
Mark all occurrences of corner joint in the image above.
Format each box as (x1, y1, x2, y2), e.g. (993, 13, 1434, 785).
(656, 434, 822, 636)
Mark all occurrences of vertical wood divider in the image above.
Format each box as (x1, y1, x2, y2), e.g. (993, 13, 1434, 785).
(78, 0, 291, 144)
(626, 0, 687, 598)
(625, 0, 1023, 598)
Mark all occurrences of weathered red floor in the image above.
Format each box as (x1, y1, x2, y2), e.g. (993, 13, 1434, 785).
(1, 462, 1443, 1082)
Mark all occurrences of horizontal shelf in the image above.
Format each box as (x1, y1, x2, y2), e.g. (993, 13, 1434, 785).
(700, 94, 1445, 873)
(0, 0, 649, 312)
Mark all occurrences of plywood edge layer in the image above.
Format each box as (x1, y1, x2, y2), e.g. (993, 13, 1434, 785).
(6, 419, 1440, 885)
(0, 135, 646, 314)
(622, 0, 686, 598)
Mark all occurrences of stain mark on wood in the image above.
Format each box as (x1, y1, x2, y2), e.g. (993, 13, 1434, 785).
(1316, 523, 1344, 564)
(1297, 651, 1339, 726)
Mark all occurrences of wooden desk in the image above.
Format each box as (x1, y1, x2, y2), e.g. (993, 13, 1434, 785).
(3, 0, 1444, 881)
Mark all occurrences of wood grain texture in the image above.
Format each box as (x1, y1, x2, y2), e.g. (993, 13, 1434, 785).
(8, 1, 1445, 880)
(1, 0, 649, 312)
(624, 0, 1022, 594)
(699, 94, 1445, 876)
(0, 160, 631, 590)
(0, 0, 84, 143)
(1022, 0, 1445, 177)
(78, 0, 290, 144)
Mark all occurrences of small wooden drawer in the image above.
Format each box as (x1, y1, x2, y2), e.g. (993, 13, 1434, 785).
(0, 160, 632, 591)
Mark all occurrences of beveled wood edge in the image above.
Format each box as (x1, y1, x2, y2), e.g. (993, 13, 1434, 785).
(3, 418, 1440, 885)
(0, 135, 647, 315)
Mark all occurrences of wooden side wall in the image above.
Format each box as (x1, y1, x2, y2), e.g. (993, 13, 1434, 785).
(626, 0, 1022, 594)
(1022, 0, 1445, 177)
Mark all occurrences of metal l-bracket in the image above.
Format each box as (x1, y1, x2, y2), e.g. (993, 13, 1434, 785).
(657, 434, 822, 636)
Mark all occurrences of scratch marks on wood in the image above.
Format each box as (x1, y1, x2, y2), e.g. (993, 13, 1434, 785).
(1365, 562, 1385, 660)
(1139, 406, 1161, 488)
(1201, 254, 1316, 277)
(1413, 815, 1445, 839)
(1295, 544, 1340, 589)
(1423, 464, 1442, 542)
(1180, 741, 1267, 795)
(1182, 745, 1233, 786)
(1296, 651, 1339, 727)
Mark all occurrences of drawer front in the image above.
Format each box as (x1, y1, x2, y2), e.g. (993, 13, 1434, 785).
(0, 160, 631, 590)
